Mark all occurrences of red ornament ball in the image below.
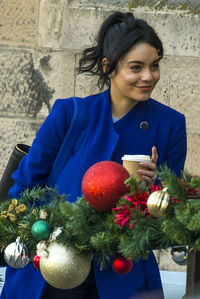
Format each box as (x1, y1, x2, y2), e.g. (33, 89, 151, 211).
(33, 255, 40, 270)
(112, 255, 133, 274)
(82, 161, 130, 212)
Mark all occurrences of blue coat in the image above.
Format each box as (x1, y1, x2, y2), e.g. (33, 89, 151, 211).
(1, 89, 187, 299)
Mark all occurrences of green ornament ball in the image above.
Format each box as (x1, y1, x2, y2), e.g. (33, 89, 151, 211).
(31, 220, 51, 241)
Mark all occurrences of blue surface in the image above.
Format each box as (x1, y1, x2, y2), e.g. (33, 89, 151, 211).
(0, 268, 186, 298)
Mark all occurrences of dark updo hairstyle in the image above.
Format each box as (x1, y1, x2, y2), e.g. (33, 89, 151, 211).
(77, 11, 163, 90)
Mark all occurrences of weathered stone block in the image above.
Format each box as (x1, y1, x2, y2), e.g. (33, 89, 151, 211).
(34, 50, 76, 115)
(38, 0, 67, 49)
(39, 1, 200, 58)
(38, 1, 107, 50)
(152, 57, 170, 106)
(167, 56, 200, 131)
(0, 48, 54, 117)
(133, 10, 200, 57)
(75, 72, 100, 98)
(0, 0, 38, 45)
(185, 133, 200, 175)
(0, 118, 41, 177)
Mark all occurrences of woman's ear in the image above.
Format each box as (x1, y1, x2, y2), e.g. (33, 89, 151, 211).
(102, 58, 109, 73)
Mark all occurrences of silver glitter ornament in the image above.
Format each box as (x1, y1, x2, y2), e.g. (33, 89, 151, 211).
(40, 242, 91, 289)
(4, 237, 29, 268)
(171, 246, 188, 266)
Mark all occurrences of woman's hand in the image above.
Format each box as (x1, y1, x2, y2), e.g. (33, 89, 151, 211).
(138, 146, 158, 186)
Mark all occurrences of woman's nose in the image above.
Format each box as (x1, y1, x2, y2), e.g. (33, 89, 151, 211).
(141, 69, 153, 81)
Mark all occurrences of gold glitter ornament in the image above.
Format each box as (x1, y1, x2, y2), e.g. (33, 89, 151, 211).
(40, 242, 91, 289)
(147, 189, 171, 217)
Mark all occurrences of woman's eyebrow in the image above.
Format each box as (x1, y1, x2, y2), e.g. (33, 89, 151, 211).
(127, 58, 160, 65)
(127, 60, 144, 64)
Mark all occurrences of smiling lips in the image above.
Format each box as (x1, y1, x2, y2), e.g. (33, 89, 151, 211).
(136, 85, 152, 91)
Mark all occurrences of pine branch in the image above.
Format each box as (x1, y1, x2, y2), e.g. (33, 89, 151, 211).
(0, 164, 200, 267)
(157, 164, 186, 200)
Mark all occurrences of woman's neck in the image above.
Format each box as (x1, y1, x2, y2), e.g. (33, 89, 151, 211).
(110, 90, 138, 119)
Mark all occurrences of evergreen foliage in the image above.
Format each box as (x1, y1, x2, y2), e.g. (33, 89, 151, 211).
(0, 166, 200, 268)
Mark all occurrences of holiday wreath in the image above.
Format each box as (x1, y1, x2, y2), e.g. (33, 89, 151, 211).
(0, 161, 200, 289)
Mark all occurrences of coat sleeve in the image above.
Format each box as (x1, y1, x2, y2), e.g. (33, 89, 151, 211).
(9, 99, 73, 199)
(165, 114, 187, 176)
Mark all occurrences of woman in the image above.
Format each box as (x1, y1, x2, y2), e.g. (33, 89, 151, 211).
(1, 11, 186, 299)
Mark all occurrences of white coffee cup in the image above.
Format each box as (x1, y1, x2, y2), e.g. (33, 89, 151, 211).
(122, 155, 151, 181)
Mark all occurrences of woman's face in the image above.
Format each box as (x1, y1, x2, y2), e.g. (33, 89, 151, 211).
(110, 43, 160, 106)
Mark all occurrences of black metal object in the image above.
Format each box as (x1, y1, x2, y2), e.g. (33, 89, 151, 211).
(0, 252, 7, 267)
(186, 250, 200, 297)
(0, 144, 30, 202)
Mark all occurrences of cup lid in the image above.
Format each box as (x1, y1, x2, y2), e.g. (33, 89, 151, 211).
(121, 155, 151, 162)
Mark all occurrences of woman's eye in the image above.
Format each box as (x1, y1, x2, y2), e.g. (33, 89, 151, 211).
(151, 63, 160, 71)
(130, 65, 141, 72)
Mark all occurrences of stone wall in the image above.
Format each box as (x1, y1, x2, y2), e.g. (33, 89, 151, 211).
(0, 0, 199, 271)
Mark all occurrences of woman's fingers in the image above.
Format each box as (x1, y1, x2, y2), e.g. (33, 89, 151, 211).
(138, 146, 158, 186)
(151, 146, 158, 164)
(138, 169, 156, 185)
(139, 161, 156, 172)
(140, 174, 155, 185)
(138, 169, 156, 178)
